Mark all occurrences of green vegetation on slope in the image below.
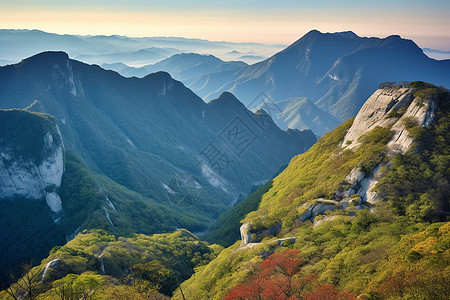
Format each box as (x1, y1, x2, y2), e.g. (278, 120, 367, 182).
(60, 152, 213, 237)
(0, 229, 222, 299)
(175, 213, 449, 299)
(375, 85, 450, 222)
(244, 119, 392, 230)
(174, 83, 450, 299)
(0, 148, 213, 286)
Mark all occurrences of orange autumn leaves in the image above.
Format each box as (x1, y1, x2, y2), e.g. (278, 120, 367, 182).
(225, 249, 355, 300)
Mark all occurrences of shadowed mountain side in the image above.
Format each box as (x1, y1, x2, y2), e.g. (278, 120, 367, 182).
(0, 51, 316, 228)
(191, 30, 450, 129)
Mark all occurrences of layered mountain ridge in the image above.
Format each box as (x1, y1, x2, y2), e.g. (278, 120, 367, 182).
(102, 53, 248, 81)
(0, 51, 315, 206)
(189, 30, 450, 135)
(0, 51, 316, 285)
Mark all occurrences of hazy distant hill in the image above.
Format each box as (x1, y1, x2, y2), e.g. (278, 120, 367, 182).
(274, 97, 341, 135)
(191, 30, 450, 134)
(0, 29, 283, 65)
(102, 53, 247, 81)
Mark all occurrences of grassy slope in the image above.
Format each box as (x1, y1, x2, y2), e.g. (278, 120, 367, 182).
(0, 229, 222, 299)
(173, 84, 450, 299)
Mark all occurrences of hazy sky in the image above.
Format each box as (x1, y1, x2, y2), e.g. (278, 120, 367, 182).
(1, 0, 449, 49)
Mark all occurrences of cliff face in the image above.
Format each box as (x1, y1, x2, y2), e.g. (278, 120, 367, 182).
(0, 110, 64, 222)
(340, 84, 438, 203)
(342, 86, 437, 155)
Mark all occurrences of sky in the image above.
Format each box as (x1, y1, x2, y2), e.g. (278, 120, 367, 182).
(1, 0, 450, 50)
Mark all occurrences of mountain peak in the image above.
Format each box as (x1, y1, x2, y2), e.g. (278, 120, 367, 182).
(333, 31, 359, 39)
(302, 30, 359, 40)
(305, 29, 322, 36)
(207, 91, 246, 110)
(17, 51, 72, 75)
(385, 34, 402, 40)
(216, 91, 241, 104)
(143, 70, 173, 80)
(21, 51, 69, 65)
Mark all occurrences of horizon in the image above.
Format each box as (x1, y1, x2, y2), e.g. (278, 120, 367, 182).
(1, 28, 450, 64)
(1, 0, 449, 51)
(1, 27, 449, 54)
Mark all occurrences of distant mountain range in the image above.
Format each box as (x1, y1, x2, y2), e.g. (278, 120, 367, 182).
(102, 53, 247, 81)
(0, 29, 284, 65)
(2, 29, 449, 137)
(0, 51, 315, 282)
(423, 48, 450, 60)
(189, 30, 450, 135)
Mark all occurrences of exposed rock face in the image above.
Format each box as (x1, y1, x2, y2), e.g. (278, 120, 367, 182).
(235, 85, 444, 250)
(0, 112, 64, 222)
(341, 86, 438, 204)
(340, 165, 384, 204)
(343, 87, 410, 150)
(387, 95, 437, 155)
(342, 87, 437, 155)
(239, 221, 283, 248)
(299, 199, 340, 222)
(40, 259, 61, 281)
(0, 138, 63, 201)
(0, 155, 47, 199)
(240, 222, 252, 246)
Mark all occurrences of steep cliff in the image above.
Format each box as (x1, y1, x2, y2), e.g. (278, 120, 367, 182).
(340, 83, 439, 203)
(342, 85, 437, 154)
(0, 109, 68, 286)
(0, 109, 64, 221)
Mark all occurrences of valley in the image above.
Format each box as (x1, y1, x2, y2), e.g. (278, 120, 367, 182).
(0, 25, 449, 300)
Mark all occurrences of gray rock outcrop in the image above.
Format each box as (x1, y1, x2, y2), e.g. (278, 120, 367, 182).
(240, 222, 252, 246)
(299, 199, 340, 222)
(341, 85, 438, 204)
(0, 124, 64, 222)
(342, 86, 437, 155)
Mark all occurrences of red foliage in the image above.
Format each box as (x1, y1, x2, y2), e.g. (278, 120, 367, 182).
(225, 278, 262, 300)
(376, 271, 416, 299)
(225, 250, 355, 300)
(260, 249, 303, 278)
